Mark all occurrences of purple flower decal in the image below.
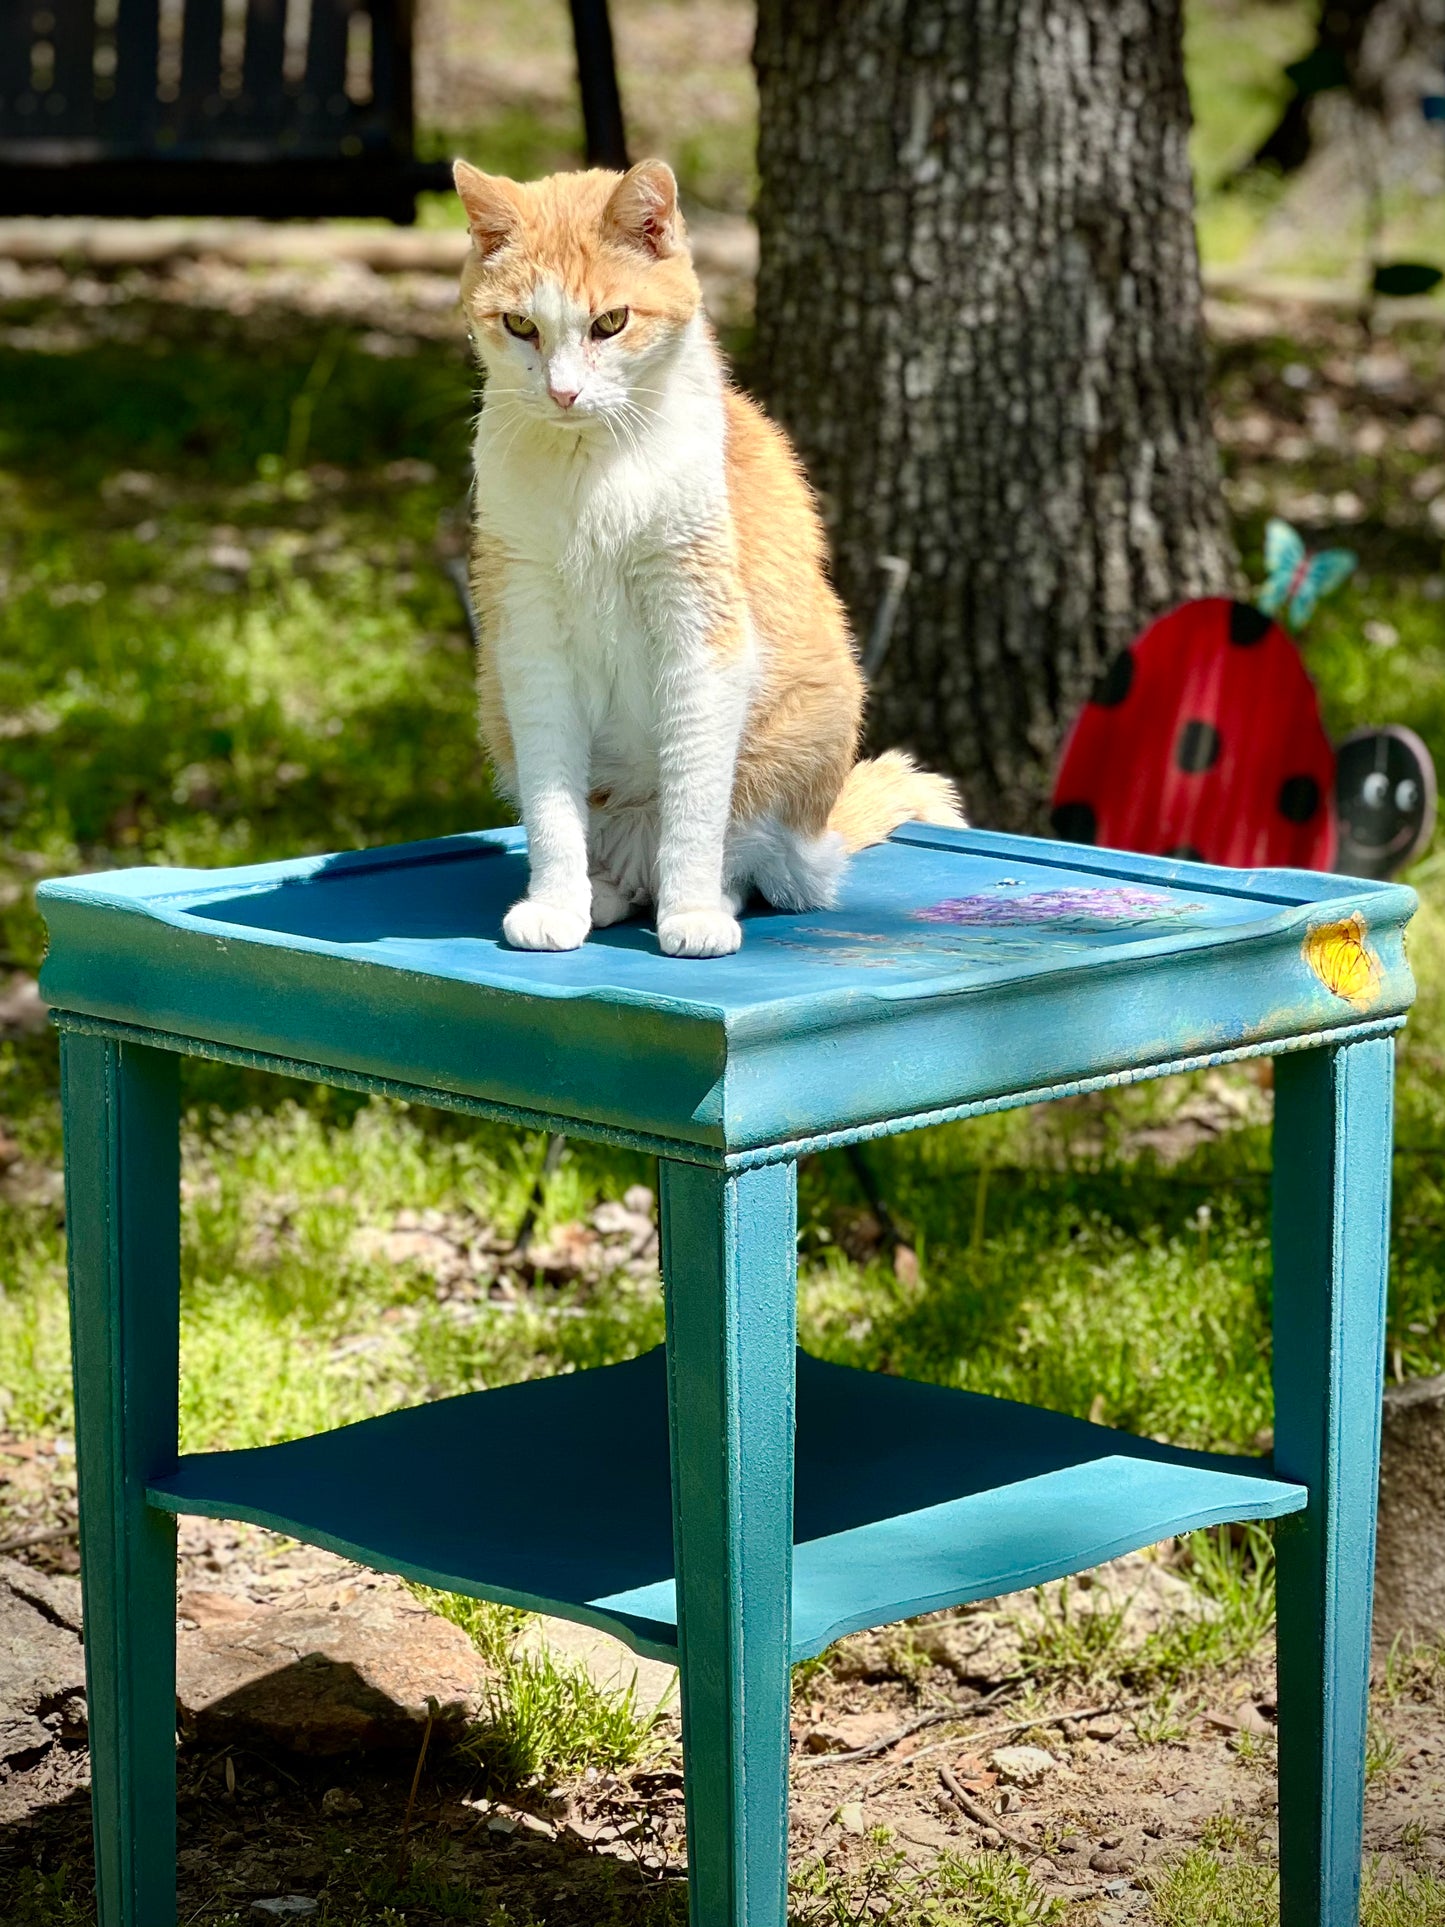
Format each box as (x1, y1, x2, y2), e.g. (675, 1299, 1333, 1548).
(912, 887, 1201, 928)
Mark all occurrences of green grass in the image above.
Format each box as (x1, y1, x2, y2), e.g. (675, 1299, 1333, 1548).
(5, 1867, 92, 1927)
(421, 1588, 673, 1788)
(1148, 1850, 1445, 1926)
(790, 1846, 1063, 1927)
(1185, 0, 1445, 288)
(1368, 1716, 1406, 1790)
(1010, 1522, 1277, 1699)
(1185, 0, 1317, 199)
(3, 94, 1445, 1920)
(799, 1135, 1277, 1452)
(5, 291, 1445, 1491)
(413, 0, 757, 218)
(466, 1640, 670, 1788)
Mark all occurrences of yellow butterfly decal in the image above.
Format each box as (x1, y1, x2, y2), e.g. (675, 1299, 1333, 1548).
(1303, 915, 1382, 1010)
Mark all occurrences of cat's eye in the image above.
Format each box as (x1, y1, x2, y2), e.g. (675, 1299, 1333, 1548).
(591, 307, 629, 339)
(502, 313, 538, 341)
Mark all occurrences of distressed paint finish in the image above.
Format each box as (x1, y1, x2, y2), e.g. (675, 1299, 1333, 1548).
(38, 826, 1418, 1927)
(61, 1033, 181, 1927)
(35, 826, 1417, 1155)
(1272, 1038, 1395, 1927)
(52, 1005, 1405, 1174)
(661, 1160, 797, 1927)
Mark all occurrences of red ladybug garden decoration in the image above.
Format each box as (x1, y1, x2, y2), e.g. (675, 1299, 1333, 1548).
(1050, 596, 1337, 870)
(1050, 519, 1434, 878)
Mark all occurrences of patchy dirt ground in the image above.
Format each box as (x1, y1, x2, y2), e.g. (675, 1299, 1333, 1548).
(5, 1438, 1445, 1925)
(787, 1638, 1445, 1919)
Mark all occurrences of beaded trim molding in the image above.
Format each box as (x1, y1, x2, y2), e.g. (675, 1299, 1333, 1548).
(51, 1009, 1405, 1173)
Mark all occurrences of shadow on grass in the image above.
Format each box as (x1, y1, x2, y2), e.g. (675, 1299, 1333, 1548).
(0, 309, 474, 492)
(0, 1729, 688, 1927)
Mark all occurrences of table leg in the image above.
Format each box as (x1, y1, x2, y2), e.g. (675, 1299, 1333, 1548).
(1272, 1036, 1394, 1927)
(660, 1158, 797, 1927)
(61, 1034, 181, 1927)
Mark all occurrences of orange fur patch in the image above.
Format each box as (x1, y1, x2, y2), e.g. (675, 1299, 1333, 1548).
(722, 389, 865, 833)
(457, 163, 701, 339)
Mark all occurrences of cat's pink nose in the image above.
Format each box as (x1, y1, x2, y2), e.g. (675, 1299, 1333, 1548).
(548, 383, 580, 409)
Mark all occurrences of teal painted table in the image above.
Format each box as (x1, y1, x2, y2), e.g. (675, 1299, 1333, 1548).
(38, 825, 1416, 1927)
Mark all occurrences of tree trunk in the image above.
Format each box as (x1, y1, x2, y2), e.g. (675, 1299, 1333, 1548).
(752, 0, 1234, 833)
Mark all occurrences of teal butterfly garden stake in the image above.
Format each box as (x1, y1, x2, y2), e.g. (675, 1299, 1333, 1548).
(1051, 519, 1437, 880)
(1257, 517, 1359, 629)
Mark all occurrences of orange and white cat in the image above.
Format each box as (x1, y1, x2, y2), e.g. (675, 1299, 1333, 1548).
(455, 157, 964, 958)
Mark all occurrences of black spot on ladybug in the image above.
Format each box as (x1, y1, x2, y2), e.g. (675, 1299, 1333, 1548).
(1050, 801, 1097, 844)
(1165, 845, 1204, 862)
(1228, 602, 1273, 647)
(1175, 720, 1221, 774)
(1091, 650, 1134, 708)
(1278, 774, 1321, 823)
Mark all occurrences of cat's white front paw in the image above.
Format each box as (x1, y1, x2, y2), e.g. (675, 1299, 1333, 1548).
(590, 874, 638, 928)
(503, 898, 591, 952)
(657, 908, 743, 958)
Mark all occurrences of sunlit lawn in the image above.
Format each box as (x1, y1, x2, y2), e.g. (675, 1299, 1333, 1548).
(1, 13, 1444, 1921)
(0, 63, 1443, 1927)
(0, 293, 1443, 1476)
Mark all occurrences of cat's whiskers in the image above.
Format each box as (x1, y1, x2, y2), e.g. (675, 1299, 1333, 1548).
(616, 388, 672, 414)
(623, 400, 660, 457)
(479, 399, 542, 471)
(603, 403, 646, 465)
(476, 394, 527, 446)
(598, 409, 637, 470)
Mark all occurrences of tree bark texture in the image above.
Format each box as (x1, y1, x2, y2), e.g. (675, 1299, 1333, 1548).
(752, 0, 1234, 832)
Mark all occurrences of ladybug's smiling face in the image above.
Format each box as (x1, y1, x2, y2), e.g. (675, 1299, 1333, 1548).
(1334, 726, 1437, 879)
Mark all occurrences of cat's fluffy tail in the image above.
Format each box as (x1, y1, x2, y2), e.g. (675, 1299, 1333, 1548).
(828, 750, 967, 853)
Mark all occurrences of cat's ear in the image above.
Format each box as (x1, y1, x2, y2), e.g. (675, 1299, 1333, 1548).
(603, 160, 682, 260)
(453, 160, 522, 260)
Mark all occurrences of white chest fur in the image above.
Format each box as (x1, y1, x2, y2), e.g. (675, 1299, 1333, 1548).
(470, 315, 784, 959)
(475, 336, 735, 791)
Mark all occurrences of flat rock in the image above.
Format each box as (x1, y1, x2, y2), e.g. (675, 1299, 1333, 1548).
(891, 1610, 1024, 1685)
(176, 1577, 488, 1755)
(989, 1743, 1058, 1787)
(1090, 1847, 1138, 1875)
(0, 1556, 87, 1764)
(1376, 1373, 1445, 1649)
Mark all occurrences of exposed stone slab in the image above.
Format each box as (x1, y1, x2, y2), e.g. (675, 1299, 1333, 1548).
(0, 1556, 86, 1765)
(176, 1577, 488, 1755)
(1375, 1372, 1445, 1650)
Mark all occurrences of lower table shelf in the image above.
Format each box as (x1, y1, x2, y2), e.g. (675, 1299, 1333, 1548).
(148, 1349, 1306, 1665)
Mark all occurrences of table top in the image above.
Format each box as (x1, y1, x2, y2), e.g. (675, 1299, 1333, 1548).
(38, 824, 1416, 1158)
